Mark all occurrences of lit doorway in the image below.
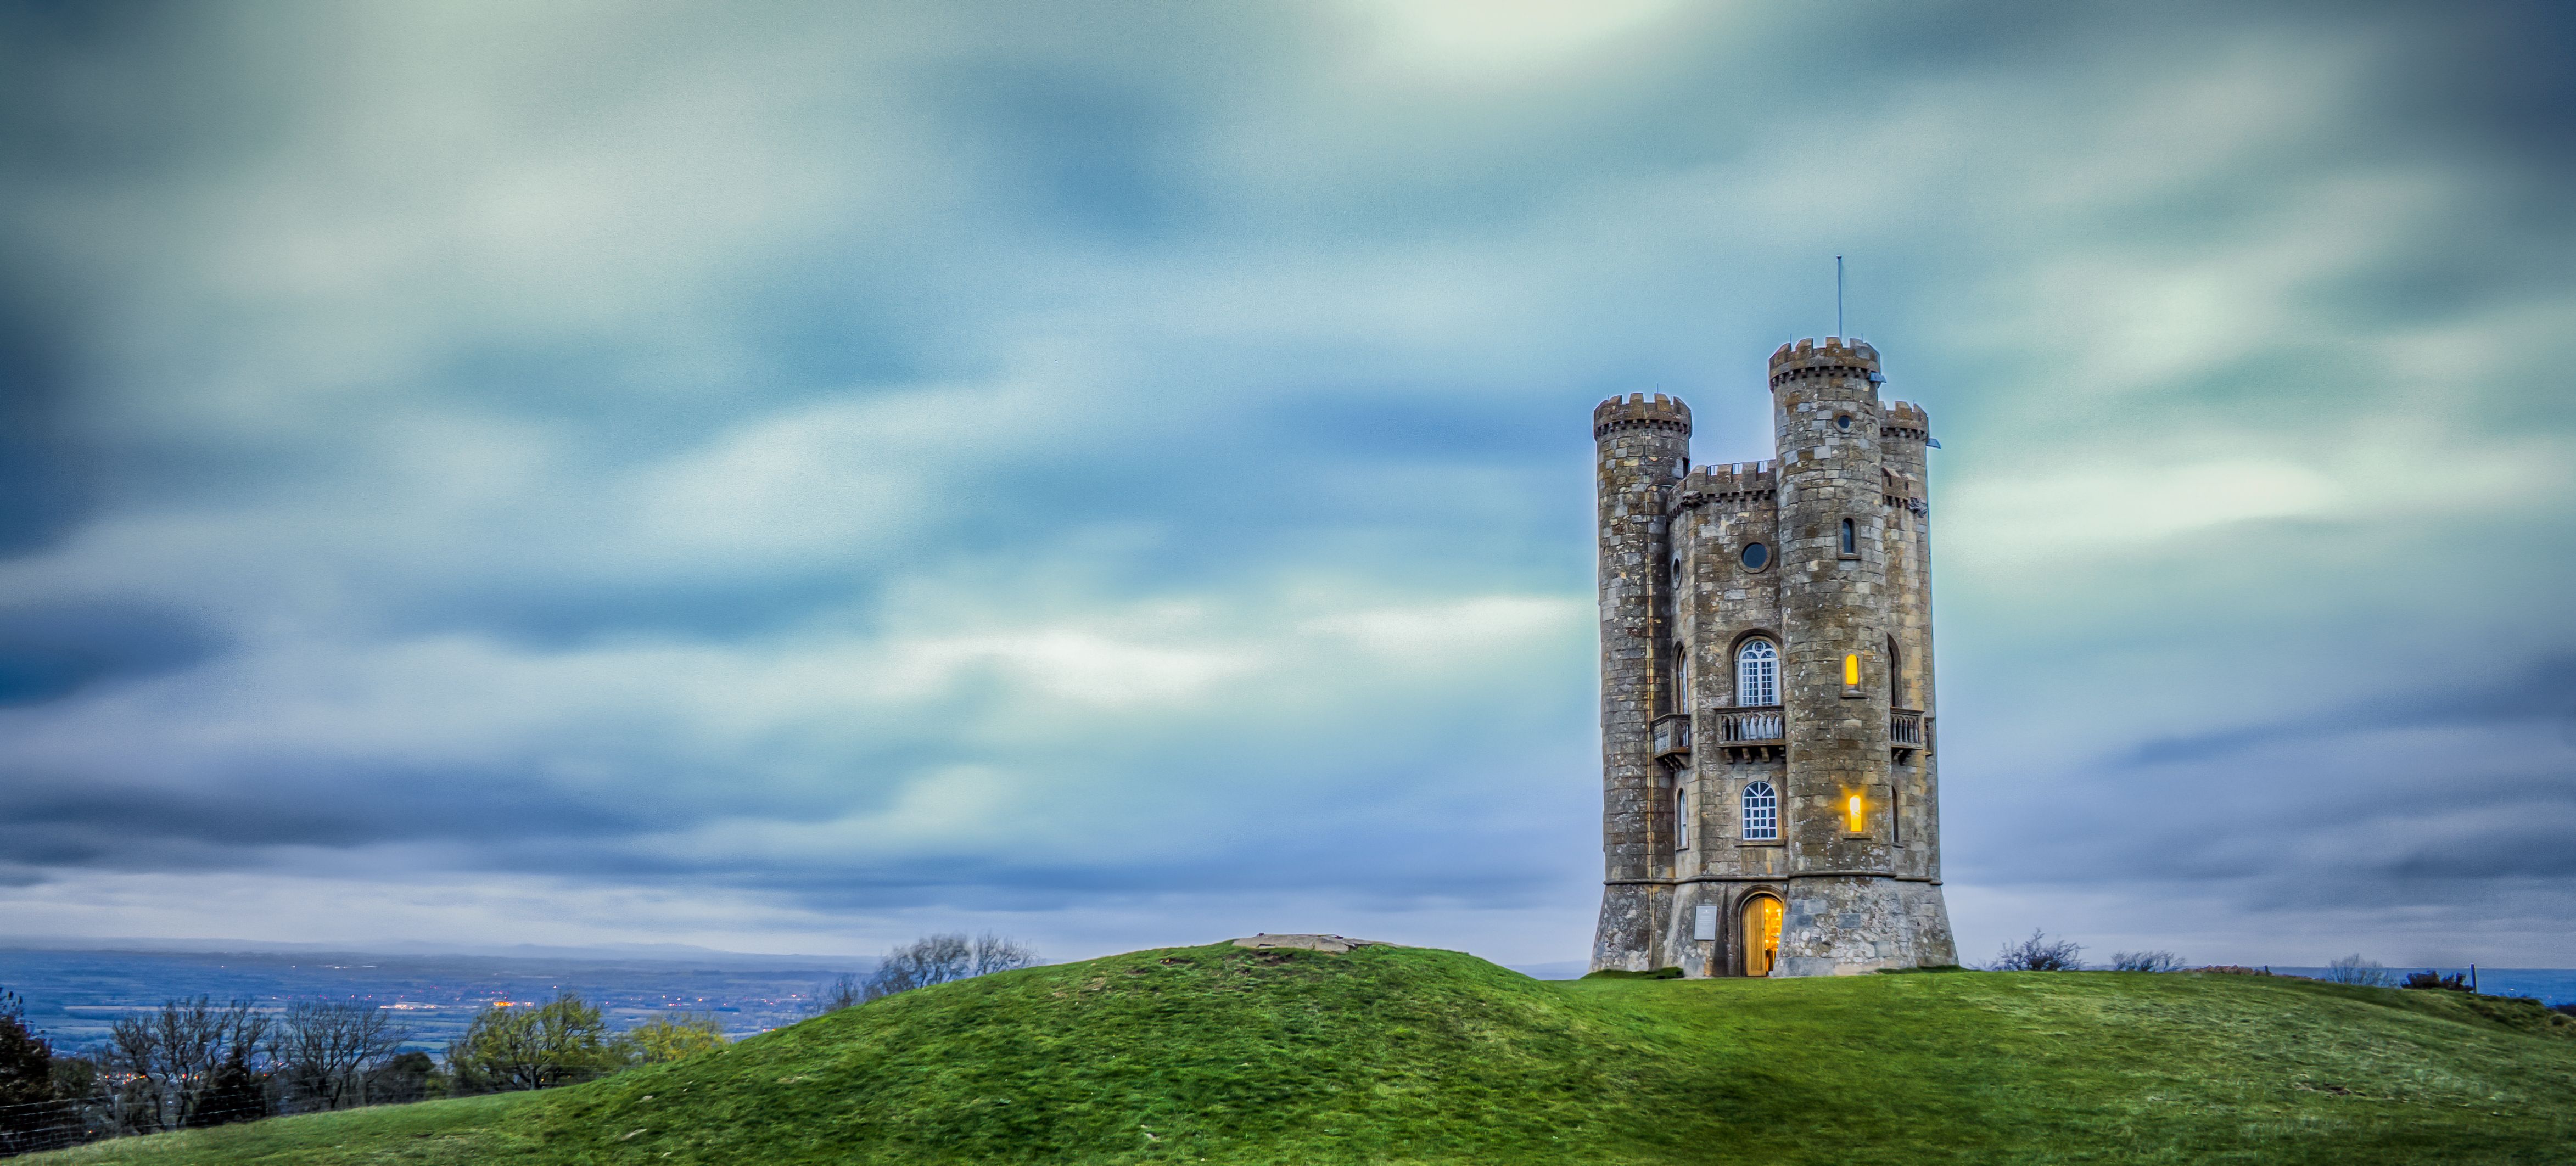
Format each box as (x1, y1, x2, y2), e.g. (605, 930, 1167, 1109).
(1743, 893, 1783, 977)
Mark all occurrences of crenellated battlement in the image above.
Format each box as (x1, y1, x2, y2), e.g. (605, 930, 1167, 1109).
(1767, 337, 1881, 390)
(1880, 466, 1926, 513)
(1672, 459, 1778, 512)
(1593, 392, 1693, 440)
(1881, 400, 1931, 442)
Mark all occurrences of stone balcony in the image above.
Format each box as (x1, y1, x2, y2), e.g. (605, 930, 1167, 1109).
(1891, 708, 1929, 762)
(1651, 713, 1692, 772)
(1710, 706, 1785, 762)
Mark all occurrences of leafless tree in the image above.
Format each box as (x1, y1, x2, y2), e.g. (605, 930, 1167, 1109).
(1991, 929, 2085, 972)
(809, 933, 1042, 1014)
(99, 997, 270, 1132)
(268, 1000, 410, 1112)
(805, 974, 865, 1016)
(2323, 955, 2393, 986)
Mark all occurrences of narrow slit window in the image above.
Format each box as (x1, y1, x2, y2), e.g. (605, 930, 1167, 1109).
(1675, 788, 1690, 851)
(1742, 781, 1778, 841)
(1840, 518, 1856, 554)
(1735, 640, 1778, 707)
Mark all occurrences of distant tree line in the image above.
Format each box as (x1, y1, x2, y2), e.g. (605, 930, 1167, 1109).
(0, 989, 725, 1156)
(0, 932, 1040, 1156)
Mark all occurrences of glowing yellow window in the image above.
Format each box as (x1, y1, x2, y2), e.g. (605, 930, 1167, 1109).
(1845, 792, 1866, 833)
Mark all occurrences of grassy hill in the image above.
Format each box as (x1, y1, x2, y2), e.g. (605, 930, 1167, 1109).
(32, 943, 2576, 1164)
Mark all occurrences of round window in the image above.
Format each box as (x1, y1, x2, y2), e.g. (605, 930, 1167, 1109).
(1740, 542, 1769, 570)
(1835, 414, 1853, 430)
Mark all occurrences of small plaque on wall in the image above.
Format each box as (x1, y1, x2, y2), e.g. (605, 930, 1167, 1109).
(1693, 904, 1718, 941)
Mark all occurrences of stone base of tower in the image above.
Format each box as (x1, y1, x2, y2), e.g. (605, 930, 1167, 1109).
(1589, 883, 1668, 973)
(1773, 876, 1957, 976)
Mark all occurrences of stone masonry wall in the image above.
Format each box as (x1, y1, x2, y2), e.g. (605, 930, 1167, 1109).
(1591, 393, 1689, 972)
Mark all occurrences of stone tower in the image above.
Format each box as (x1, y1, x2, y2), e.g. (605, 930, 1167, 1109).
(1589, 338, 1958, 977)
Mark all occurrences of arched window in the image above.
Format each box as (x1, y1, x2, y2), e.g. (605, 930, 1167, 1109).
(1735, 640, 1778, 707)
(1674, 642, 1691, 704)
(1840, 518, 1856, 554)
(1675, 788, 1690, 851)
(1742, 781, 1778, 841)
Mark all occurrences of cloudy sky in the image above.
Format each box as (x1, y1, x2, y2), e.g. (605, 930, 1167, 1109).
(1, 0, 2570, 968)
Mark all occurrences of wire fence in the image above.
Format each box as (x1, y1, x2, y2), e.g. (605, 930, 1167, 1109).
(0, 1094, 271, 1157)
(0, 1072, 618, 1158)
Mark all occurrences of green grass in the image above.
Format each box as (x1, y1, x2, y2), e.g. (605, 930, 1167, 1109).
(34, 944, 2576, 1164)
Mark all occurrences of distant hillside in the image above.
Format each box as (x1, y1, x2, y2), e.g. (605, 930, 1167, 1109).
(32, 944, 2576, 1164)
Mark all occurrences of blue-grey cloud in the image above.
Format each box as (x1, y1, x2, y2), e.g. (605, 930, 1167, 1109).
(0, 0, 2569, 965)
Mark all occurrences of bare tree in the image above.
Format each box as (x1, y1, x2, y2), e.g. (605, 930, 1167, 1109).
(269, 1000, 410, 1113)
(805, 974, 865, 1017)
(810, 933, 1042, 1014)
(99, 997, 271, 1132)
(2109, 950, 2186, 972)
(2323, 955, 2393, 986)
(1991, 929, 2085, 972)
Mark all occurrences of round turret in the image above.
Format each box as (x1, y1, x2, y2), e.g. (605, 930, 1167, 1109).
(1593, 392, 1692, 440)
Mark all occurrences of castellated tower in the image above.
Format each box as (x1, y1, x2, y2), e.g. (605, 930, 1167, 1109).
(1589, 339, 1958, 976)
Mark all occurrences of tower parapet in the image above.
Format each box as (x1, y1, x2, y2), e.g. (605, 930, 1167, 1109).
(1593, 392, 1693, 439)
(1673, 461, 1778, 513)
(1767, 337, 1880, 389)
(1881, 400, 1930, 443)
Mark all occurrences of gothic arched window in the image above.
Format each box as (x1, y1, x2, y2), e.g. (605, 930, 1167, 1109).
(1742, 781, 1779, 841)
(1675, 787, 1691, 851)
(1735, 640, 1778, 707)
(1840, 518, 1856, 555)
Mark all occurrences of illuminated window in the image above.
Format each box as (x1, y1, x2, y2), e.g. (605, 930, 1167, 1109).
(1675, 788, 1690, 851)
(1735, 640, 1778, 707)
(1742, 781, 1778, 841)
(1845, 792, 1866, 833)
(1840, 518, 1856, 554)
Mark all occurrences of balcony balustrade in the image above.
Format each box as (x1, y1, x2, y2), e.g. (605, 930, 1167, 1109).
(1890, 708, 1929, 761)
(1711, 706, 1784, 761)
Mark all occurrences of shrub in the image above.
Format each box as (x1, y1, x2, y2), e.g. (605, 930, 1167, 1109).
(1581, 967, 1686, 980)
(2109, 950, 2185, 972)
(445, 994, 614, 1093)
(2323, 955, 2393, 987)
(615, 1013, 730, 1064)
(2402, 971, 2472, 993)
(1992, 930, 2084, 972)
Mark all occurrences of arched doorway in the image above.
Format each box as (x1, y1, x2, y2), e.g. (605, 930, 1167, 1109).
(1741, 893, 1783, 977)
